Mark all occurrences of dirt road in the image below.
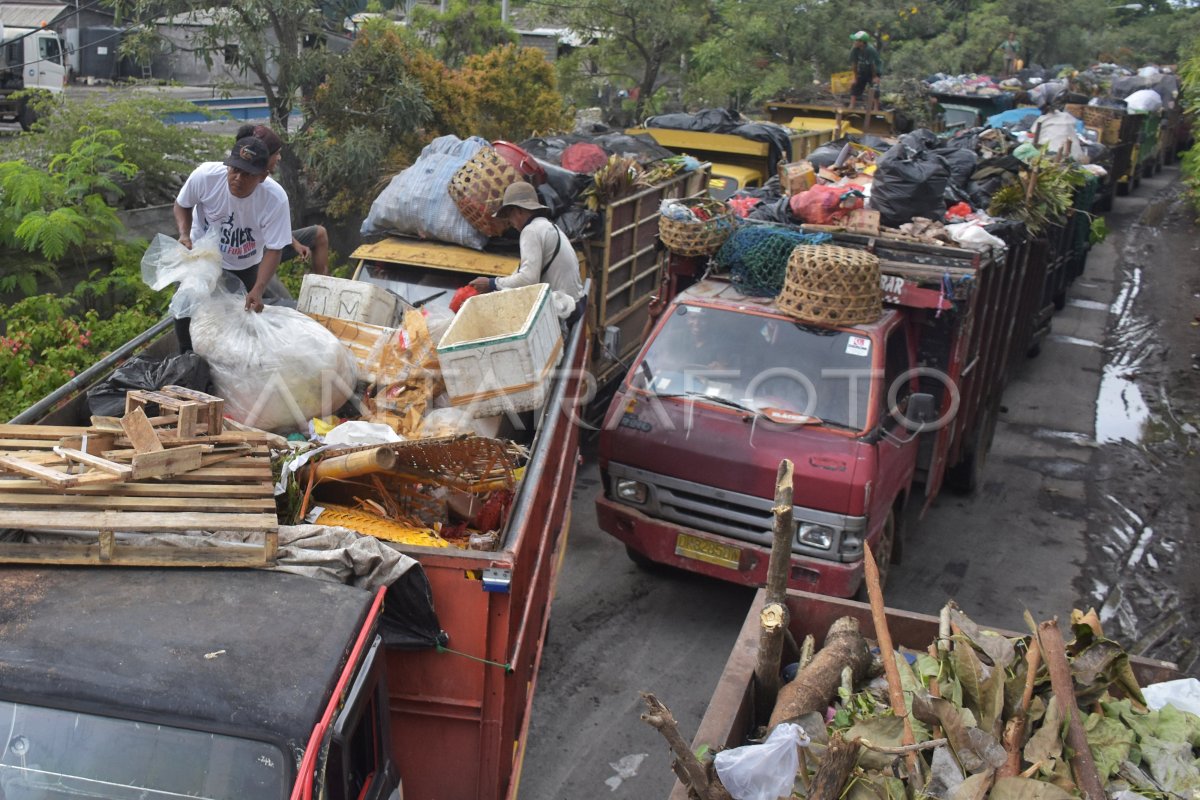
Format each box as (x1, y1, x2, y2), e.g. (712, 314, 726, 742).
(521, 166, 1198, 799)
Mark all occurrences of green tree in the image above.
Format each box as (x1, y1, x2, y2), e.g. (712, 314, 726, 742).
(539, 0, 712, 120)
(108, 0, 355, 217)
(409, 0, 519, 68)
(461, 44, 573, 140)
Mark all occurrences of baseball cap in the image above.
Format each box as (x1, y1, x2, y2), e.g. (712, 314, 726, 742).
(224, 136, 270, 175)
(851, 31, 870, 41)
(236, 123, 282, 155)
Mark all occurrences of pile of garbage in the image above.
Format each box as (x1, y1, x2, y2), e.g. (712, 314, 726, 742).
(361, 127, 693, 249)
(926, 73, 1010, 97)
(656, 603, 1200, 800)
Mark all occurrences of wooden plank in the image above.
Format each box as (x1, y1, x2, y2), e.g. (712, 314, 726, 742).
(127, 389, 188, 411)
(58, 433, 118, 455)
(99, 530, 115, 562)
(177, 402, 200, 437)
(0, 493, 275, 512)
(161, 385, 225, 434)
(53, 447, 134, 479)
(121, 407, 164, 454)
(0, 439, 68, 450)
(114, 432, 271, 447)
(0, 456, 82, 488)
(0, 424, 91, 440)
(0, 541, 275, 567)
(0, 510, 278, 532)
(221, 418, 289, 449)
(131, 445, 205, 480)
(0, 479, 273, 498)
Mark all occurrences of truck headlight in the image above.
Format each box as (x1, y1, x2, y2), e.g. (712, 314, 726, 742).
(615, 479, 647, 504)
(796, 523, 834, 549)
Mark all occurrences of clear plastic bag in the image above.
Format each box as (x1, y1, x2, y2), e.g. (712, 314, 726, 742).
(140, 230, 223, 319)
(714, 722, 809, 800)
(190, 294, 358, 432)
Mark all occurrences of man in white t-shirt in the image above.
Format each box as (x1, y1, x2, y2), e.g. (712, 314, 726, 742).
(172, 136, 292, 351)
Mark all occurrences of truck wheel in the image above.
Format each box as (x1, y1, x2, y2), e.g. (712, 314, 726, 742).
(945, 426, 984, 495)
(854, 511, 895, 601)
(625, 545, 662, 572)
(1052, 290, 1067, 311)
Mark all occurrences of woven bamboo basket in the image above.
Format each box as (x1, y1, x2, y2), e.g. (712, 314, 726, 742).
(449, 146, 525, 238)
(777, 244, 882, 326)
(658, 199, 735, 257)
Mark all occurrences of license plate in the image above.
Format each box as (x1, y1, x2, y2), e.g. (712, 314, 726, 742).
(675, 533, 741, 570)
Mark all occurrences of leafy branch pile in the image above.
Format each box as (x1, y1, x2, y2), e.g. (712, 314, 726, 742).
(657, 605, 1198, 800)
(988, 157, 1088, 234)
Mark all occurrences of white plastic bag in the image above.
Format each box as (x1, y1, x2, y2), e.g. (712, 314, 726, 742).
(1125, 89, 1163, 113)
(324, 420, 405, 447)
(945, 221, 1008, 253)
(1142, 678, 1200, 716)
(714, 723, 809, 800)
(361, 135, 490, 250)
(191, 294, 358, 432)
(140, 230, 223, 319)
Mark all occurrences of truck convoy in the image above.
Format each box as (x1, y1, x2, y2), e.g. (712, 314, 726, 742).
(0, 24, 66, 129)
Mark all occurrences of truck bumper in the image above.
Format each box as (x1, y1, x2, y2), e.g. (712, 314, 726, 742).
(595, 496, 862, 598)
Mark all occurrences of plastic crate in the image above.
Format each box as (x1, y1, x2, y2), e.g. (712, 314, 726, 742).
(298, 274, 400, 326)
(436, 284, 564, 417)
(830, 71, 854, 94)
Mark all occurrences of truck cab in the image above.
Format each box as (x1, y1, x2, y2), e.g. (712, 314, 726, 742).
(597, 279, 923, 597)
(1, 25, 66, 129)
(0, 567, 397, 800)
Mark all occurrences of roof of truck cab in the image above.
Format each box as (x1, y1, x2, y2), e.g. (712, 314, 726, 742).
(673, 278, 901, 334)
(0, 566, 374, 753)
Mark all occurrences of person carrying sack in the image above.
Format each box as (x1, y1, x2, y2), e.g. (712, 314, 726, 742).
(469, 182, 587, 328)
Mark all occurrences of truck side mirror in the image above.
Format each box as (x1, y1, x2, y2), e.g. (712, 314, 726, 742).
(907, 393, 936, 425)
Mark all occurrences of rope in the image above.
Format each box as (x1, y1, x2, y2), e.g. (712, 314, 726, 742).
(437, 643, 513, 673)
(713, 225, 833, 297)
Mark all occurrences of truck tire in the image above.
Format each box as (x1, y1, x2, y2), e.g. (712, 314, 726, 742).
(625, 545, 662, 572)
(945, 421, 986, 495)
(1052, 290, 1067, 311)
(853, 511, 896, 601)
(1116, 180, 1130, 197)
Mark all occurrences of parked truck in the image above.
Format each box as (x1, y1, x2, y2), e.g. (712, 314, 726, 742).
(4, 261, 593, 799)
(625, 126, 837, 200)
(350, 164, 710, 406)
(0, 24, 66, 130)
(596, 230, 1040, 598)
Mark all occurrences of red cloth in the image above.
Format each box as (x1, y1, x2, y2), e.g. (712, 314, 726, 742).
(729, 195, 763, 218)
(450, 285, 479, 313)
(945, 202, 973, 220)
(561, 142, 609, 173)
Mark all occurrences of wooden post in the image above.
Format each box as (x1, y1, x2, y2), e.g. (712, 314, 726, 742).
(753, 459, 794, 724)
(863, 544, 923, 788)
(1039, 619, 1106, 800)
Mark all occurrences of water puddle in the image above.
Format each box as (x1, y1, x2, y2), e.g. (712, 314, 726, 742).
(1094, 264, 1153, 443)
(1048, 334, 1101, 348)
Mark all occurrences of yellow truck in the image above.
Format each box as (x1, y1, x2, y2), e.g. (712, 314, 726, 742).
(349, 165, 711, 412)
(763, 100, 899, 137)
(626, 126, 837, 199)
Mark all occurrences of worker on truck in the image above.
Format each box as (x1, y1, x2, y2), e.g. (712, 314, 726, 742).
(849, 31, 882, 112)
(469, 181, 587, 327)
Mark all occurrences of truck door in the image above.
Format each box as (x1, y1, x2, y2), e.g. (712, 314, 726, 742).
(29, 31, 65, 90)
(323, 636, 399, 800)
(873, 326, 919, 532)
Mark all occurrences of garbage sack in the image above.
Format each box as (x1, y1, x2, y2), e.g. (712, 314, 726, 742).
(789, 184, 865, 225)
(869, 142, 951, 227)
(934, 147, 978, 189)
(191, 294, 358, 432)
(1031, 111, 1085, 160)
(140, 231, 223, 319)
(324, 420, 405, 446)
(555, 206, 604, 240)
(86, 353, 211, 418)
(534, 157, 593, 208)
(1029, 80, 1068, 108)
(1124, 89, 1163, 113)
(361, 135, 490, 250)
(714, 722, 810, 800)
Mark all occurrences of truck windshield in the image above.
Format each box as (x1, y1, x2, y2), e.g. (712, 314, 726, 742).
(631, 304, 876, 431)
(0, 700, 287, 799)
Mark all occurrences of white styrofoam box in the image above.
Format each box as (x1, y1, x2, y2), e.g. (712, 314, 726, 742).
(298, 274, 400, 327)
(436, 283, 564, 417)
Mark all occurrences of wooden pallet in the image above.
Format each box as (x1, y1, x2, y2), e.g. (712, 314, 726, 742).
(0, 422, 278, 567)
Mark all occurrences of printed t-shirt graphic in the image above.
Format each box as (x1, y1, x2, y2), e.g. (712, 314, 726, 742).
(177, 162, 292, 271)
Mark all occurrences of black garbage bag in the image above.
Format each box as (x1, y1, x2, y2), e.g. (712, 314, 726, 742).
(899, 128, 939, 151)
(869, 141, 951, 227)
(556, 206, 604, 241)
(538, 183, 568, 217)
(535, 158, 593, 207)
(86, 353, 210, 418)
(934, 147, 978, 189)
(746, 196, 796, 224)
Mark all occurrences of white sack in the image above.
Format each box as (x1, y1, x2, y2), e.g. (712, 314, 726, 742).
(1125, 89, 1163, 113)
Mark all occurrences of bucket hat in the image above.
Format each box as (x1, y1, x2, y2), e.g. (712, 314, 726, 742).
(493, 181, 548, 216)
(224, 136, 270, 175)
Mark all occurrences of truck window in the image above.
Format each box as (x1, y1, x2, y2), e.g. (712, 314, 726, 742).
(882, 327, 911, 425)
(0, 700, 287, 799)
(631, 305, 875, 431)
(38, 36, 62, 65)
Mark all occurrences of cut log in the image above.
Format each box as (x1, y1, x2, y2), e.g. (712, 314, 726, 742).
(769, 616, 871, 729)
(809, 732, 861, 800)
(1039, 619, 1106, 800)
(753, 458, 794, 723)
(640, 693, 732, 800)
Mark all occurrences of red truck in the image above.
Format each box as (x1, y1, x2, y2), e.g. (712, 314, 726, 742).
(4, 288, 591, 799)
(596, 231, 1039, 598)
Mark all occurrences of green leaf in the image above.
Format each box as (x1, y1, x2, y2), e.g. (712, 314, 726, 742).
(989, 776, 1075, 800)
(951, 635, 989, 719)
(948, 607, 1018, 668)
(1024, 691, 1065, 765)
(1083, 711, 1135, 780)
(848, 715, 907, 770)
(1139, 735, 1200, 797)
